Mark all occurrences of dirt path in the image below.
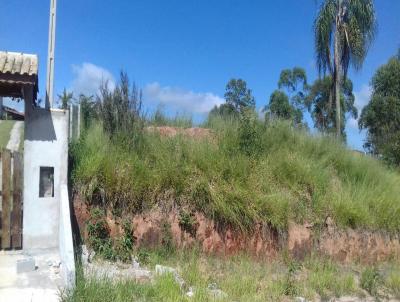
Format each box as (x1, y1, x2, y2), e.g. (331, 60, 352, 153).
(6, 121, 23, 151)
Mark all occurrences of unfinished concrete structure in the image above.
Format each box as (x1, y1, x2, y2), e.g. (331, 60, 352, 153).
(0, 51, 75, 299)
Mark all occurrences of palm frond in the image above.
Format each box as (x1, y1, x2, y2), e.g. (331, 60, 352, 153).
(314, 0, 336, 76)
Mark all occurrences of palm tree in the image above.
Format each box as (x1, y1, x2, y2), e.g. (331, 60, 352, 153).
(314, 0, 376, 137)
(58, 88, 74, 110)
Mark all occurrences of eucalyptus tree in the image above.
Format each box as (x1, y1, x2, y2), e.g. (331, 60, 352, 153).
(314, 0, 376, 137)
(306, 76, 357, 139)
(264, 67, 307, 126)
(224, 79, 255, 114)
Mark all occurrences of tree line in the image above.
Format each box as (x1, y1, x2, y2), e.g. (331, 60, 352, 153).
(59, 0, 400, 167)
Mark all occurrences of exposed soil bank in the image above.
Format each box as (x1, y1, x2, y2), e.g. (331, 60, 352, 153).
(74, 198, 400, 264)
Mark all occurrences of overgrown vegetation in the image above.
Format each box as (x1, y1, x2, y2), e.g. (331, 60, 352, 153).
(72, 110, 400, 233)
(86, 207, 135, 262)
(62, 250, 400, 302)
(0, 120, 15, 149)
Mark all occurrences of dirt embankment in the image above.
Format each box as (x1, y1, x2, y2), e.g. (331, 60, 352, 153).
(74, 198, 400, 264)
(145, 126, 212, 139)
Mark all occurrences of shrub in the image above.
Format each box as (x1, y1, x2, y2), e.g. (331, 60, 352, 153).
(360, 267, 382, 297)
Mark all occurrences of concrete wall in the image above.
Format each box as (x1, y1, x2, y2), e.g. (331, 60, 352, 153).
(59, 184, 75, 289)
(23, 104, 69, 249)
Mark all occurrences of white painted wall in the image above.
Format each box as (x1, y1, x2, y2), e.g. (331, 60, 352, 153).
(59, 184, 75, 288)
(23, 105, 69, 249)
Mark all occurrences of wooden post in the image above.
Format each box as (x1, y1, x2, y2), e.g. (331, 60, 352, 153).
(11, 152, 22, 249)
(1, 149, 12, 249)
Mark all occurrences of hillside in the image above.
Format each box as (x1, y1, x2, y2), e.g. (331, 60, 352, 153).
(72, 117, 400, 234)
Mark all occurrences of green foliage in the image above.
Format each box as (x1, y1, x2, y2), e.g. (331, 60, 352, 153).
(360, 267, 382, 297)
(58, 88, 74, 110)
(265, 90, 303, 125)
(282, 259, 301, 296)
(386, 269, 400, 299)
(160, 219, 175, 256)
(98, 71, 143, 139)
(86, 208, 135, 262)
(359, 53, 400, 166)
(0, 120, 16, 149)
(208, 103, 238, 120)
(65, 251, 391, 301)
(86, 208, 111, 256)
(314, 0, 376, 136)
(314, 0, 376, 76)
(306, 76, 357, 138)
(78, 94, 97, 131)
(238, 109, 262, 157)
(150, 106, 193, 128)
(178, 210, 197, 237)
(72, 117, 400, 234)
(265, 67, 307, 126)
(305, 257, 355, 298)
(224, 78, 255, 114)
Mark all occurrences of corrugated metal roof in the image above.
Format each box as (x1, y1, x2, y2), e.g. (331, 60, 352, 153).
(0, 51, 38, 76)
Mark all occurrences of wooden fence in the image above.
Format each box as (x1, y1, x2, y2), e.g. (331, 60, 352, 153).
(0, 149, 23, 250)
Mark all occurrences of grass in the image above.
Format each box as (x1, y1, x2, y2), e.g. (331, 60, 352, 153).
(71, 116, 400, 234)
(0, 120, 15, 149)
(62, 250, 400, 302)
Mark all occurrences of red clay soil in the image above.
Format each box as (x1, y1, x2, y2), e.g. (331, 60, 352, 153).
(145, 126, 212, 139)
(73, 197, 400, 264)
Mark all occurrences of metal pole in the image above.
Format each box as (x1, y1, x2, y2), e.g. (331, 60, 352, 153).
(45, 0, 57, 109)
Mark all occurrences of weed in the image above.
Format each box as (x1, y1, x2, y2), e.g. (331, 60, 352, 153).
(360, 267, 382, 297)
(160, 219, 175, 256)
(385, 270, 400, 299)
(282, 259, 301, 296)
(137, 249, 151, 265)
(86, 208, 111, 255)
(178, 210, 198, 237)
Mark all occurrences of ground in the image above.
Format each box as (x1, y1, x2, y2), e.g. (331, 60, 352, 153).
(0, 249, 63, 302)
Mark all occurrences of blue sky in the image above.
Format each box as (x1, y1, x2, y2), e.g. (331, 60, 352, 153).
(1, 1, 399, 150)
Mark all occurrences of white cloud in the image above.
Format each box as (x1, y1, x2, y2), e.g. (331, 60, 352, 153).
(143, 82, 224, 114)
(70, 63, 115, 96)
(347, 84, 372, 129)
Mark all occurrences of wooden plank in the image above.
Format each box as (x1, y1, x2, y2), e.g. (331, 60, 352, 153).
(11, 152, 22, 249)
(1, 149, 12, 249)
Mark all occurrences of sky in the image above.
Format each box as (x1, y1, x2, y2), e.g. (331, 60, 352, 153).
(1, 0, 399, 150)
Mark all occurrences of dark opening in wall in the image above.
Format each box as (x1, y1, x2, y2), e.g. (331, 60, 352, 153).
(39, 167, 54, 197)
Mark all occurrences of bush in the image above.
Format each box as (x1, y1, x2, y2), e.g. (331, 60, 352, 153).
(360, 267, 382, 297)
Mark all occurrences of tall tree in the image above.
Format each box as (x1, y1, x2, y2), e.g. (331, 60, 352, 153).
(224, 79, 255, 113)
(306, 76, 357, 138)
(314, 0, 376, 137)
(359, 52, 400, 166)
(264, 67, 307, 125)
(58, 88, 74, 110)
(98, 72, 143, 137)
(278, 67, 308, 110)
(265, 90, 303, 125)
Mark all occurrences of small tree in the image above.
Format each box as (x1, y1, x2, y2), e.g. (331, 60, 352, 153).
(78, 94, 97, 131)
(264, 67, 307, 125)
(265, 90, 302, 125)
(208, 103, 238, 120)
(98, 72, 143, 139)
(224, 79, 255, 114)
(58, 88, 74, 110)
